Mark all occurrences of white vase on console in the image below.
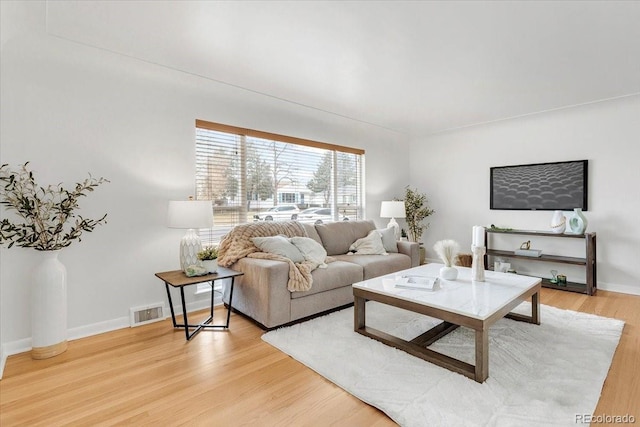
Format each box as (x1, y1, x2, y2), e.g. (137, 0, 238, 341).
(550, 210, 566, 234)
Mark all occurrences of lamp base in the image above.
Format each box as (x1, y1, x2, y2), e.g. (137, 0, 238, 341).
(387, 217, 400, 240)
(180, 229, 202, 271)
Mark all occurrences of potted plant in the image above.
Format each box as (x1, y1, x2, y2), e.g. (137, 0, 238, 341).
(197, 246, 219, 273)
(0, 162, 109, 359)
(404, 186, 435, 243)
(404, 186, 435, 264)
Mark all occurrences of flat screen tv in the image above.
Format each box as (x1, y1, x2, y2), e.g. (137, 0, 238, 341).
(490, 160, 588, 211)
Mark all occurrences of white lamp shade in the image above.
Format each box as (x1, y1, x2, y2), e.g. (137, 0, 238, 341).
(380, 201, 406, 218)
(167, 200, 213, 229)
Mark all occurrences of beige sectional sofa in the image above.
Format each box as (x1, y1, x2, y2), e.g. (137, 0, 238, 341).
(221, 220, 419, 329)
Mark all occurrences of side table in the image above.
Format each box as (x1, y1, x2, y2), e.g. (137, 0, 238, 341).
(155, 267, 243, 340)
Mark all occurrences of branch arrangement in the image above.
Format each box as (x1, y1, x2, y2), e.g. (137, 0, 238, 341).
(0, 162, 109, 251)
(433, 240, 460, 267)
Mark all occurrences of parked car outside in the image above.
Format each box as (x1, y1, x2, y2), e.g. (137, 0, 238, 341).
(298, 207, 332, 223)
(253, 205, 300, 221)
(297, 207, 350, 223)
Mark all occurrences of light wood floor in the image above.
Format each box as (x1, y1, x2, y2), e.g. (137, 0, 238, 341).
(1, 288, 639, 426)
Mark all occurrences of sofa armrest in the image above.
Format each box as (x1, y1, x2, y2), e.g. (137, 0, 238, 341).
(397, 241, 420, 267)
(222, 257, 292, 328)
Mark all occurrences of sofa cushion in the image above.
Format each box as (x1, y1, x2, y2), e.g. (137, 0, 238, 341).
(333, 253, 412, 280)
(315, 220, 376, 256)
(377, 227, 398, 253)
(251, 236, 305, 263)
(349, 230, 387, 255)
(218, 220, 307, 267)
(300, 222, 323, 244)
(290, 260, 363, 299)
(289, 236, 328, 266)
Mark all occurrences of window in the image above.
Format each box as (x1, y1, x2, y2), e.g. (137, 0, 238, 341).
(195, 119, 365, 242)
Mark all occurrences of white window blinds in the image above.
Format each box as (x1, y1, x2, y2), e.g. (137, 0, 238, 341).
(195, 120, 365, 242)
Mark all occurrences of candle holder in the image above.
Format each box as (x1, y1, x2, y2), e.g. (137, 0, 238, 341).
(471, 245, 486, 282)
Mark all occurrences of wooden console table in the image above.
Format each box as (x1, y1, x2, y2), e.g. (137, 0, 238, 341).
(485, 229, 596, 295)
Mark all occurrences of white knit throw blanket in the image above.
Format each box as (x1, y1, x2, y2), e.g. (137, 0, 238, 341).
(218, 221, 317, 292)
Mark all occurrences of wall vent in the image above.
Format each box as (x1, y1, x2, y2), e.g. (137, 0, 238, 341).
(129, 303, 165, 327)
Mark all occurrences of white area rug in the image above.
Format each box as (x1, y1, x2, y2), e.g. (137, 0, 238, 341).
(262, 302, 624, 427)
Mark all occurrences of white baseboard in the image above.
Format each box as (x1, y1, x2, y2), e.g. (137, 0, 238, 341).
(0, 296, 223, 379)
(599, 281, 640, 296)
(69, 316, 131, 341)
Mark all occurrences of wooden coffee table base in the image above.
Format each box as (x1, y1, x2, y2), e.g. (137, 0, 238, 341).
(354, 287, 540, 383)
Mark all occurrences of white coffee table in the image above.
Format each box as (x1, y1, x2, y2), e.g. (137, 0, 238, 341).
(352, 263, 541, 382)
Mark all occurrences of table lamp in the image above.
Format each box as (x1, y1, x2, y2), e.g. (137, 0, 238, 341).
(380, 200, 406, 240)
(168, 199, 213, 272)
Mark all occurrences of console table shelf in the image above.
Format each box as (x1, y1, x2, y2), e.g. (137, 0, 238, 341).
(486, 249, 586, 266)
(485, 229, 596, 295)
(540, 278, 589, 294)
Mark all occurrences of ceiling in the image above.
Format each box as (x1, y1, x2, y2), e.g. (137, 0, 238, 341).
(46, 1, 640, 136)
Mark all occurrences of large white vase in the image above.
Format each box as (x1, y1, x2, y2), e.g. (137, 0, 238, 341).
(31, 250, 68, 359)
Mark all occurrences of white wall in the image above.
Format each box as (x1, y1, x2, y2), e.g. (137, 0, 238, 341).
(0, 1, 410, 365)
(409, 95, 640, 295)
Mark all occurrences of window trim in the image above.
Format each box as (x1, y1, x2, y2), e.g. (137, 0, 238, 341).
(195, 119, 365, 156)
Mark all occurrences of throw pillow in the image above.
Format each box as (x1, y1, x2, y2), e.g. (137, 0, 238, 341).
(251, 235, 305, 263)
(289, 236, 328, 268)
(349, 230, 388, 255)
(377, 227, 398, 253)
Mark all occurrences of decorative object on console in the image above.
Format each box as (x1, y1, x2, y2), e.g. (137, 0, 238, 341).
(433, 239, 460, 280)
(489, 224, 513, 232)
(556, 274, 567, 286)
(380, 200, 405, 240)
(0, 162, 109, 359)
(514, 249, 542, 257)
(404, 187, 435, 243)
(168, 198, 213, 272)
(494, 261, 511, 273)
(514, 240, 542, 257)
(568, 208, 588, 234)
(471, 225, 486, 281)
(550, 210, 566, 233)
(197, 246, 219, 273)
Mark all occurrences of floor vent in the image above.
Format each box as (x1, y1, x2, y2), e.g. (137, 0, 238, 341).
(130, 303, 165, 327)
